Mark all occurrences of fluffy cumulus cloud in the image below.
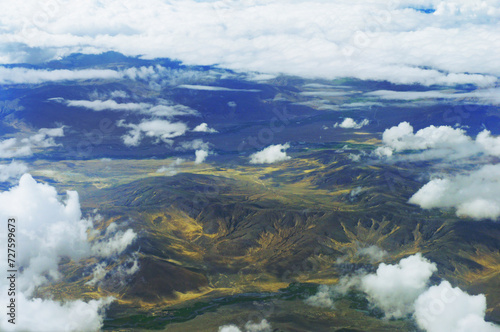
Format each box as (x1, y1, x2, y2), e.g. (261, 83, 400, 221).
(306, 254, 500, 332)
(2, 295, 113, 332)
(243, 320, 272, 332)
(1, 1, 500, 86)
(0, 174, 137, 331)
(0, 160, 28, 182)
(306, 254, 437, 317)
(193, 122, 218, 133)
(0, 174, 89, 293)
(359, 253, 437, 318)
(409, 164, 500, 220)
(219, 326, 242, 332)
(117, 119, 188, 146)
(219, 319, 271, 332)
(374, 122, 500, 160)
(476, 130, 500, 156)
(0, 127, 64, 158)
(378, 122, 470, 153)
(374, 122, 500, 220)
(415, 281, 500, 332)
(195, 149, 210, 164)
(334, 118, 369, 129)
(249, 143, 291, 164)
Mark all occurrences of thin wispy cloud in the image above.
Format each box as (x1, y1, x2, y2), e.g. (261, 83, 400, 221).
(177, 84, 260, 92)
(367, 88, 500, 104)
(51, 98, 199, 117)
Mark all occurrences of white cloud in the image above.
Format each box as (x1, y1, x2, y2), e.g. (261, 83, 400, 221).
(341, 101, 384, 108)
(176, 139, 213, 164)
(0, 127, 64, 158)
(292, 99, 339, 111)
(367, 90, 458, 101)
(348, 153, 362, 161)
(64, 99, 151, 111)
(86, 254, 139, 287)
(367, 87, 500, 105)
(476, 130, 500, 156)
(1, 1, 500, 86)
(147, 104, 199, 117)
(193, 122, 218, 133)
(409, 164, 500, 220)
(303, 83, 338, 89)
(195, 149, 210, 164)
(360, 253, 437, 318)
(110, 90, 128, 98)
(0, 174, 136, 331)
(123, 66, 227, 86)
(374, 122, 500, 161)
(0, 138, 32, 158)
(306, 253, 500, 332)
(244, 319, 272, 332)
(0, 65, 222, 88)
(117, 119, 188, 146)
(54, 98, 199, 118)
(356, 245, 388, 263)
(22, 127, 64, 147)
(415, 281, 500, 332)
(91, 228, 137, 257)
(179, 139, 211, 151)
(157, 158, 185, 176)
(313, 253, 437, 317)
(86, 262, 108, 287)
(0, 161, 28, 182)
(350, 186, 363, 197)
(249, 143, 291, 164)
(300, 91, 350, 97)
(219, 326, 242, 332)
(0, 67, 123, 85)
(219, 319, 271, 332)
(0, 174, 135, 293)
(334, 118, 369, 129)
(305, 284, 335, 308)
(375, 122, 500, 220)
(334, 243, 387, 265)
(380, 122, 470, 152)
(178, 84, 260, 92)
(0, 294, 113, 332)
